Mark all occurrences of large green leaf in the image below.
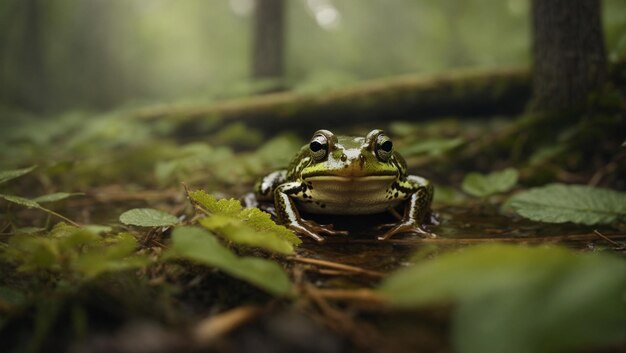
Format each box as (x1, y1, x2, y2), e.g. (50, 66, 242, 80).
(379, 245, 626, 353)
(119, 208, 179, 227)
(507, 184, 626, 225)
(462, 168, 518, 197)
(199, 215, 294, 255)
(190, 190, 300, 254)
(0, 166, 36, 185)
(165, 226, 292, 296)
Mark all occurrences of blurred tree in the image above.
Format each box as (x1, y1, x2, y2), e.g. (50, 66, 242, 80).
(252, 0, 285, 79)
(531, 0, 607, 111)
(0, 0, 46, 113)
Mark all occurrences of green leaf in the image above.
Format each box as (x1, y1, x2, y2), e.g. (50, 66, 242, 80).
(199, 216, 294, 255)
(0, 166, 36, 185)
(3, 235, 60, 271)
(190, 190, 300, 253)
(72, 233, 149, 278)
(165, 226, 292, 296)
(83, 225, 113, 234)
(462, 168, 518, 197)
(507, 184, 626, 225)
(188, 190, 242, 216)
(379, 244, 626, 353)
(0, 194, 41, 208)
(239, 208, 301, 245)
(119, 208, 179, 227)
(2, 225, 148, 278)
(33, 192, 83, 203)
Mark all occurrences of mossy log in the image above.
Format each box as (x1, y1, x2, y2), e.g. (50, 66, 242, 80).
(136, 67, 530, 135)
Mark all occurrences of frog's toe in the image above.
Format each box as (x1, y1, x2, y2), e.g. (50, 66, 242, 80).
(302, 219, 348, 236)
(288, 223, 325, 242)
(378, 222, 435, 241)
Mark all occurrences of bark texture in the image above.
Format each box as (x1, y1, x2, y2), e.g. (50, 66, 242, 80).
(531, 0, 607, 111)
(252, 0, 286, 79)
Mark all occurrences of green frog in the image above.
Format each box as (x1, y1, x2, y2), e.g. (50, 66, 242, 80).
(251, 129, 435, 242)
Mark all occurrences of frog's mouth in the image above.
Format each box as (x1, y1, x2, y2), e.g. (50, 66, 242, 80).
(304, 175, 396, 182)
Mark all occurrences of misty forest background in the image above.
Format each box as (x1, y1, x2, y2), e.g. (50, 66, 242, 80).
(1, 0, 624, 114)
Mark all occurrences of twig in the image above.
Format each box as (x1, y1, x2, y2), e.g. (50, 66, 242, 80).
(313, 288, 386, 304)
(193, 306, 265, 346)
(302, 283, 383, 349)
(287, 256, 384, 278)
(39, 206, 81, 227)
(315, 269, 355, 276)
(588, 152, 626, 186)
(593, 230, 625, 249)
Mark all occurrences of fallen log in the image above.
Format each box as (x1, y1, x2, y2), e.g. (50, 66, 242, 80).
(136, 66, 531, 135)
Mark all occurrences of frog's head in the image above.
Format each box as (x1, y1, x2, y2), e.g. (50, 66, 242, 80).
(300, 129, 404, 181)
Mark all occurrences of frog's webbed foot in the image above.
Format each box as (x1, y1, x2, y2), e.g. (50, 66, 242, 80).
(288, 219, 349, 242)
(377, 221, 436, 241)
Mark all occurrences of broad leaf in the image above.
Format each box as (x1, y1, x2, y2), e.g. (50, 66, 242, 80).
(462, 168, 518, 197)
(0, 166, 36, 185)
(190, 190, 300, 253)
(119, 208, 179, 227)
(379, 244, 626, 353)
(165, 226, 292, 296)
(507, 184, 626, 225)
(199, 216, 294, 255)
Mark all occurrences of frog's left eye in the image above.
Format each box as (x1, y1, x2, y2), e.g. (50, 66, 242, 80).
(310, 135, 329, 161)
(375, 135, 393, 161)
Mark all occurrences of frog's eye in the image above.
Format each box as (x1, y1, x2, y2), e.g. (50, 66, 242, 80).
(375, 135, 393, 161)
(309, 135, 328, 161)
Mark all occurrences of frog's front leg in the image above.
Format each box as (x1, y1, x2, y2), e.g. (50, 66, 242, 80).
(242, 170, 287, 210)
(274, 182, 348, 242)
(378, 175, 435, 240)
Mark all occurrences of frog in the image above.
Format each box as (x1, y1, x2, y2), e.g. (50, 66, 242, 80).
(250, 129, 435, 242)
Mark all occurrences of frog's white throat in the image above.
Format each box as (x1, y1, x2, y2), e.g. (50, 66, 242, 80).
(297, 175, 401, 215)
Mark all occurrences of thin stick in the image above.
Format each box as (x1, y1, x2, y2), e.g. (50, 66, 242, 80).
(193, 306, 264, 346)
(593, 230, 624, 248)
(313, 288, 386, 304)
(287, 256, 384, 278)
(39, 206, 81, 227)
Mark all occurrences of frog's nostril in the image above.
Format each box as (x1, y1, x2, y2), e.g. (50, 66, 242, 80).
(340, 154, 347, 161)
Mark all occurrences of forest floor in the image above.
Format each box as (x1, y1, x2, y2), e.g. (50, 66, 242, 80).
(0, 72, 625, 353)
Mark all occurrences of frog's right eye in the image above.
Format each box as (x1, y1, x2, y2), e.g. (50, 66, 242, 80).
(309, 135, 328, 161)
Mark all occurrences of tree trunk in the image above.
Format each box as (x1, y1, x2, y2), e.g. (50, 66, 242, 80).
(531, 0, 607, 111)
(8, 0, 46, 112)
(252, 0, 285, 79)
